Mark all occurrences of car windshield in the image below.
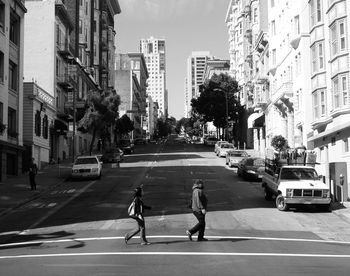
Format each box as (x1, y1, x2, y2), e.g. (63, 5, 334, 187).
(280, 168, 318, 180)
(75, 158, 98, 165)
(222, 144, 234, 149)
(245, 158, 264, 166)
(230, 151, 247, 157)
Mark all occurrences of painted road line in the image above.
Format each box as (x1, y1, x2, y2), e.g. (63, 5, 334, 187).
(20, 180, 97, 233)
(2, 252, 350, 260)
(2, 235, 350, 248)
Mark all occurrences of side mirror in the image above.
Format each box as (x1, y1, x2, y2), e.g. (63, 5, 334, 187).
(274, 174, 279, 179)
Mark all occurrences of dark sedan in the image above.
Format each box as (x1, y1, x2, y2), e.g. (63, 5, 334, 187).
(237, 157, 265, 181)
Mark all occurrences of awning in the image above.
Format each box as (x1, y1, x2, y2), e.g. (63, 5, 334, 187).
(308, 122, 350, 142)
(254, 114, 265, 128)
(248, 112, 264, 128)
(54, 119, 68, 132)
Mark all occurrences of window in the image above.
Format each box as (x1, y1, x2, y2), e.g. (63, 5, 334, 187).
(0, 2, 5, 33)
(8, 107, 16, 137)
(313, 89, 326, 119)
(10, 10, 20, 45)
(344, 139, 349, 152)
(294, 15, 300, 35)
(35, 110, 41, 137)
(271, 20, 276, 36)
(79, 20, 82, 34)
(332, 74, 349, 109)
(311, 42, 324, 73)
(0, 51, 3, 83)
(0, 102, 3, 123)
(42, 115, 48, 139)
(330, 20, 348, 57)
(8, 60, 18, 91)
(253, 8, 258, 23)
(310, 0, 322, 27)
(272, 49, 276, 65)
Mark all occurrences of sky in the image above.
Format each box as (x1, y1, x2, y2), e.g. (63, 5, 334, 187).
(115, 0, 230, 120)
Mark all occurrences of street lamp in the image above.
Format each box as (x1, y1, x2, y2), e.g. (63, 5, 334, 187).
(213, 87, 229, 141)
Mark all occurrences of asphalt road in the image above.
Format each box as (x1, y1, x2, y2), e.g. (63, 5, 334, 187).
(1, 136, 350, 275)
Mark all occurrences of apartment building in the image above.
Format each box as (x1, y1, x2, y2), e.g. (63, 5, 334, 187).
(140, 37, 168, 118)
(0, 0, 26, 180)
(114, 53, 149, 140)
(184, 51, 213, 118)
(24, 0, 120, 162)
(307, 0, 350, 202)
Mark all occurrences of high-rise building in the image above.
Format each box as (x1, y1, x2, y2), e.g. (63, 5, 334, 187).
(184, 51, 213, 118)
(140, 36, 168, 118)
(0, 0, 26, 180)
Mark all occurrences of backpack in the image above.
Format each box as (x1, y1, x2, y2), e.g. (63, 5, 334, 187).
(128, 198, 137, 217)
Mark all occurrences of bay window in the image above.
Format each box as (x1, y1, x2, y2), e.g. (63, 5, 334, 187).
(332, 74, 349, 109)
(330, 19, 348, 57)
(313, 89, 326, 120)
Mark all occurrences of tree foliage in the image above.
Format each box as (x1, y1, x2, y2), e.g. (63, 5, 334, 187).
(115, 114, 134, 138)
(78, 93, 120, 154)
(191, 73, 241, 129)
(271, 135, 289, 152)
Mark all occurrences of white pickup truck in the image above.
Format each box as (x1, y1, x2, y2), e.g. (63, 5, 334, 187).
(262, 165, 331, 211)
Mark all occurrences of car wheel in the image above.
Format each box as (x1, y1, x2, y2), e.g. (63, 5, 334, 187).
(276, 194, 289, 211)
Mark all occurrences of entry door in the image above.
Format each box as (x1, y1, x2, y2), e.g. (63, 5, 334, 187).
(329, 162, 348, 202)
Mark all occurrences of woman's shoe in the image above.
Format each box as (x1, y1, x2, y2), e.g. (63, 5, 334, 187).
(141, 241, 151, 245)
(124, 235, 128, 244)
(186, 230, 192, 241)
(197, 238, 208, 242)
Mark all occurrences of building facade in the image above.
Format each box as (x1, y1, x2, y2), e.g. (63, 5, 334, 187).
(307, 0, 350, 202)
(140, 36, 168, 118)
(24, 0, 121, 162)
(0, 0, 26, 181)
(23, 82, 56, 169)
(114, 53, 149, 140)
(184, 51, 213, 118)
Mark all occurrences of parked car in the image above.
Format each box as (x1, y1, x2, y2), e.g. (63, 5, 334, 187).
(118, 139, 135, 154)
(225, 150, 249, 167)
(214, 140, 229, 154)
(237, 157, 265, 180)
(71, 155, 102, 180)
(134, 138, 147, 145)
(217, 143, 235, 157)
(204, 136, 218, 146)
(102, 148, 124, 163)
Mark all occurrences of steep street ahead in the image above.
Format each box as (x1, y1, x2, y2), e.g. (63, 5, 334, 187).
(1, 139, 350, 275)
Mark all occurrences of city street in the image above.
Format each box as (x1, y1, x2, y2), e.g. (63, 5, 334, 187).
(1, 138, 350, 275)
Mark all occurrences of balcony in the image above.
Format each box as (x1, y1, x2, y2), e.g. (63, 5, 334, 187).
(57, 73, 75, 90)
(57, 40, 74, 60)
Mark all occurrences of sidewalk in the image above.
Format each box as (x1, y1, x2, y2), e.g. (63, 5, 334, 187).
(0, 160, 73, 218)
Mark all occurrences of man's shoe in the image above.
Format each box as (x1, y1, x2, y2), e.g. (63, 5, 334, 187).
(197, 238, 208, 242)
(141, 241, 151, 245)
(186, 230, 192, 241)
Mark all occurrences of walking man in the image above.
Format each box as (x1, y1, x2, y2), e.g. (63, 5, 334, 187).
(125, 186, 152, 245)
(29, 158, 38, 190)
(186, 179, 208, 242)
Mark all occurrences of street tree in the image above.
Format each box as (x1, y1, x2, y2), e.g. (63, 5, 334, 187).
(191, 73, 241, 140)
(114, 114, 134, 142)
(77, 93, 120, 154)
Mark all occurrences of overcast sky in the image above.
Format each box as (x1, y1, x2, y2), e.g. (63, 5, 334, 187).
(115, 0, 230, 120)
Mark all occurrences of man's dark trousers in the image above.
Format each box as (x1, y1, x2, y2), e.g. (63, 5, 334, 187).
(189, 211, 206, 240)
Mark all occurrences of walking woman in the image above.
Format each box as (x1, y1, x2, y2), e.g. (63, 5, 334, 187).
(186, 179, 208, 241)
(125, 186, 152, 245)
